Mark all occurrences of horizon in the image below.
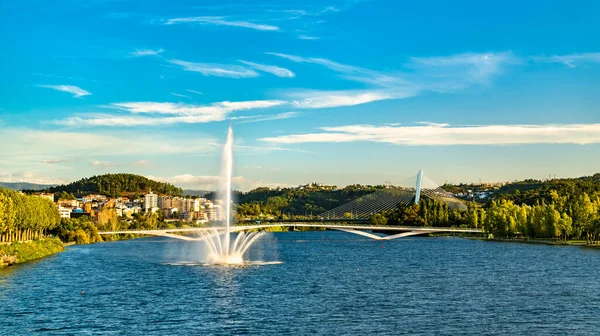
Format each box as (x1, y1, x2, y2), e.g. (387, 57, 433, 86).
(2, 170, 599, 194)
(2, 0, 599, 191)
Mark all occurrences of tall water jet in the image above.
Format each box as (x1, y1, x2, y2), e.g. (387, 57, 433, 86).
(222, 126, 234, 258)
(199, 126, 264, 264)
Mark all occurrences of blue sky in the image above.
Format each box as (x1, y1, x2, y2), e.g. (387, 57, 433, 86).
(1, 0, 599, 190)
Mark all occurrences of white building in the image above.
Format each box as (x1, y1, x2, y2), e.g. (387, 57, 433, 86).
(144, 190, 158, 212)
(57, 206, 72, 219)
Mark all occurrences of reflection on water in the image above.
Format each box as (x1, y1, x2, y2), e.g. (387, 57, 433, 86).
(2, 232, 600, 335)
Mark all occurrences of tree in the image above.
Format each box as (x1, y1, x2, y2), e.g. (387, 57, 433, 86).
(370, 213, 387, 226)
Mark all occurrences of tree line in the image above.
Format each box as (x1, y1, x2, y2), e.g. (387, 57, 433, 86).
(0, 188, 61, 242)
(233, 184, 386, 218)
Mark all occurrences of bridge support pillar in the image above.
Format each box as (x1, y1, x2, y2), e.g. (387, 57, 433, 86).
(415, 169, 424, 204)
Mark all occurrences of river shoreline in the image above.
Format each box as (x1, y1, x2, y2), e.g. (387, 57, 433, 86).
(0, 238, 64, 267)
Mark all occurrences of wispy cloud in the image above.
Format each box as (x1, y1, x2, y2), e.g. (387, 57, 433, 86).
(407, 52, 520, 89)
(239, 60, 295, 77)
(171, 92, 191, 99)
(90, 160, 115, 169)
(268, 51, 518, 108)
(186, 89, 203, 95)
(37, 85, 91, 98)
(260, 123, 600, 146)
(131, 48, 164, 57)
(42, 159, 72, 164)
(533, 52, 600, 68)
(283, 6, 339, 17)
(146, 173, 282, 191)
(237, 112, 300, 123)
(298, 34, 320, 40)
(0, 171, 67, 185)
(284, 89, 411, 109)
(133, 159, 148, 166)
(169, 59, 259, 78)
(165, 16, 279, 31)
(51, 100, 285, 126)
(0, 128, 218, 157)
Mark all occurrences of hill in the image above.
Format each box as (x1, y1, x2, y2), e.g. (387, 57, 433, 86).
(47, 173, 183, 197)
(0, 182, 56, 191)
(493, 173, 600, 205)
(183, 189, 211, 197)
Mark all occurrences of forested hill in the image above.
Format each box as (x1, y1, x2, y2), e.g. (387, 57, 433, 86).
(46, 174, 183, 197)
(215, 184, 387, 216)
(494, 173, 600, 205)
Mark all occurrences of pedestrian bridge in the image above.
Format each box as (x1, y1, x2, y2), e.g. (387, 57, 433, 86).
(98, 223, 482, 241)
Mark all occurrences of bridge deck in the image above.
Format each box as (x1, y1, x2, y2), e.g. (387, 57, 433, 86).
(99, 223, 482, 236)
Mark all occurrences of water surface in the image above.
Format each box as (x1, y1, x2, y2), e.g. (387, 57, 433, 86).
(2, 232, 600, 335)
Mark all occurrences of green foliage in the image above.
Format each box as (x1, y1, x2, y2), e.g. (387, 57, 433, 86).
(47, 173, 183, 197)
(0, 238, 64, 264)
(233, 184, 385, 219)
(0, 187, 61, 241)
(483, 192, 600, 241)
(380, 198, 464, 227)
(370, 213, 387, 225)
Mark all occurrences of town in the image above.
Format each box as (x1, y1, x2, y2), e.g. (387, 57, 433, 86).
(32, 190, 224, 224)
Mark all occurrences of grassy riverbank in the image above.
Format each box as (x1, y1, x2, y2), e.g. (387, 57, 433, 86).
(0, 238, 64, 267)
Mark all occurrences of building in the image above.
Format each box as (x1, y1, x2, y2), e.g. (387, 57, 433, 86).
(158, 196, 172, 209)
(181, 198, 200, 214)
(34, 193, 55, 202)
(144, 190, 158, 212)
(57, 206, 72, 219)
(58, 199, 78, 208)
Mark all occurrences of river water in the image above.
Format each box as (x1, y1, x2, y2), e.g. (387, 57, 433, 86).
(2, 232, 600, 335)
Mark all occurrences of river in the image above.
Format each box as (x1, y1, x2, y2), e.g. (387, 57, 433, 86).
(2, 232, 600, 335)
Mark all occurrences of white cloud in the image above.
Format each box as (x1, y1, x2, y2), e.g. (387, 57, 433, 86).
(533, 52, 600, 68)
(298, 35, 320, 40)
(37, 85, 91, 98)
(408, 52, 520, 88)
(260, 123, 600, 146)
(51, 100, 285, 126)
(165, 16, 279, 31)
(238, 60, 295, 78)
(284, 89, 413, 108)
(131, 48, 164, 57)
(171, 92, 191, 99)
(0, 171, 67, 185)
(267, 51, 519, 108)
(148, 174, 290, 191)
(169, 59, 259, 78)
(133, 160, 148, 166)
(90, 160, 115, 169)
(0, 128, 218, 157)
(237, 112, 300, 123)
(42, 159, 72, 164)
(186, 89, 203, 95)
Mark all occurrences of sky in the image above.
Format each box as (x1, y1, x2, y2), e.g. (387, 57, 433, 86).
(1, 0, 599, 191)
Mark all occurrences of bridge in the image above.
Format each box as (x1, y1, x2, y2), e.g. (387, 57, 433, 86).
(317, 170, 466, 220)
(99, 223, 482, 241)
(98, 170, 481, 241)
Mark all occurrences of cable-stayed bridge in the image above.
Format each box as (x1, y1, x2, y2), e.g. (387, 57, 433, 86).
(98, 171, 480, 241)
(319, 170, 466, 220)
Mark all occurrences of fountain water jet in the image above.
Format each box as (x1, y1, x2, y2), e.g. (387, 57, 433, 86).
(200, 126, 264, 265)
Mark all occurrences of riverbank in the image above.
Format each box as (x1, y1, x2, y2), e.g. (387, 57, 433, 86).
(0, 238, 64, 267)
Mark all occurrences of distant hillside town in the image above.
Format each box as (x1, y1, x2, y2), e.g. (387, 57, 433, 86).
(33, 190, 224, 224)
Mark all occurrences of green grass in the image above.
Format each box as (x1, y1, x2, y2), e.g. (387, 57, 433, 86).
(0, 238, 64, 265)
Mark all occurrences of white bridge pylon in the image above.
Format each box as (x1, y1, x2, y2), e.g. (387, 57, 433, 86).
(318, 170, 466, 220)
(99, 224, 481, 241)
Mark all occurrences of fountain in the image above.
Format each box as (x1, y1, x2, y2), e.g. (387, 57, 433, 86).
(198, 126, 264, 265)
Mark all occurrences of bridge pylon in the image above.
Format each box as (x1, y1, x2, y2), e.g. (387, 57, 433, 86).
(415, 169, 423, 204)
